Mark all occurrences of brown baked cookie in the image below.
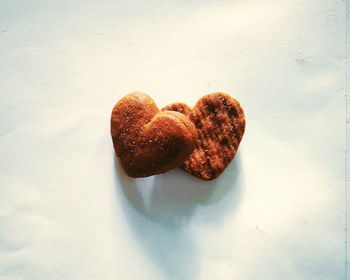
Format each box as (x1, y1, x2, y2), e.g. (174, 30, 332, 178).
(162, 92, 245, 180)
(111, 92, 197, 178)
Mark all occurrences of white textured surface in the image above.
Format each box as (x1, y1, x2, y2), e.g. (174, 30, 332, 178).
(0, 1, 347, 279)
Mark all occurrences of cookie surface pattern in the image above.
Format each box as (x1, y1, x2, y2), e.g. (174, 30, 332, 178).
(111, 92, 197, 178)
(162, 92, 245, 180)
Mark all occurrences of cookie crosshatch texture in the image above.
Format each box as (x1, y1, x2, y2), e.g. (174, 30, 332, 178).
(163, 93, 245, 180)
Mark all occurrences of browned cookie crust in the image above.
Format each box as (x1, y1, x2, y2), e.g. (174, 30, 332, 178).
(162, 92, 245, 180)
(111, 92, 197, 178)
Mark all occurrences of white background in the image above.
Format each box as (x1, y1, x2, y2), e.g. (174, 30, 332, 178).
(0, 1, 347, 279)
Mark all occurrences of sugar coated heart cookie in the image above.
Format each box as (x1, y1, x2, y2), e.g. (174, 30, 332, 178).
(162, 92, 245, 180)
(111, 92, 197, 177)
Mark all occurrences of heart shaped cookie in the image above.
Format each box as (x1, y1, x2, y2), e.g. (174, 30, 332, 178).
(162, 92, 245, 180)
(111, 92, 197, 178)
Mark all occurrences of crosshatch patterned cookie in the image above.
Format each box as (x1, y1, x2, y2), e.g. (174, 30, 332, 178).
(111, 92, 197, 178)
(162, 92, 245, 181)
